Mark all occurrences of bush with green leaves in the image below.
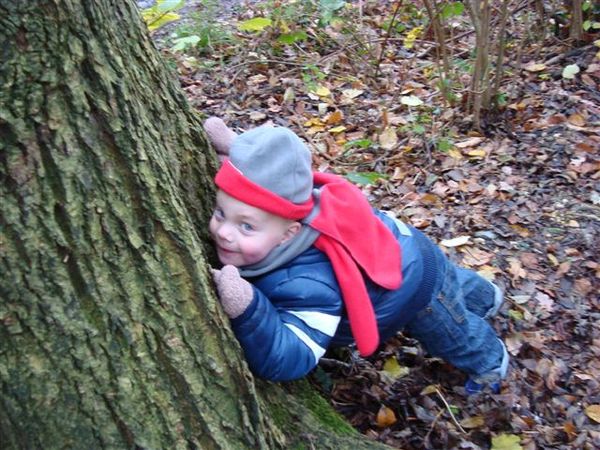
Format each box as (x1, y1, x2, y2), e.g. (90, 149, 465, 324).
(582, 0, 600, 32)
(236, 0, 348, 47)
(142, 0, 232, 55)
(170, 7, 233, 55)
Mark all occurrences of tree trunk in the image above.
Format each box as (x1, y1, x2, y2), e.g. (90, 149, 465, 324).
(569, 0, 584, 42)
(0, 1, 389, 449)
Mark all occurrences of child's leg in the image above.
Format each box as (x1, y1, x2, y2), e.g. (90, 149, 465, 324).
(456, 267, 503, 319)
(406, 261, 509, 384)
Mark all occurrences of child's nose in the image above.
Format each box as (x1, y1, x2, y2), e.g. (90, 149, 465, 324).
(217, 223, 234, 241)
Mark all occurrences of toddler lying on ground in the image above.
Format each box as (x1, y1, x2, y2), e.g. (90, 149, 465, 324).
(205, 118, 509, 394)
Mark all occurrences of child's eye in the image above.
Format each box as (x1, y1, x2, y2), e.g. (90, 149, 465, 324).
(213, 208, 224, 220)
(241, 223, 254, 232)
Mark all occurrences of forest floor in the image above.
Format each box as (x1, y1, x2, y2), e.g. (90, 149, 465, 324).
(142, 1, 600, 448)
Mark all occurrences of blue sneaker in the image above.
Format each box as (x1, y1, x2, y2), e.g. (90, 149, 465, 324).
(465, 378, 501, 395)
(465, 339, 509, 395)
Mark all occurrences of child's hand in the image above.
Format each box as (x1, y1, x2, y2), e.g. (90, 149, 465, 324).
(204, 117, 237, 162)
(211, 265, 253, 318)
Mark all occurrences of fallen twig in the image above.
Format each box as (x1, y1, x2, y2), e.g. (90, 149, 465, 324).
(435, 387, 467, 434)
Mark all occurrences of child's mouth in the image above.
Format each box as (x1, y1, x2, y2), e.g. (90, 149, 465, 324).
(217, 245, 236, 255)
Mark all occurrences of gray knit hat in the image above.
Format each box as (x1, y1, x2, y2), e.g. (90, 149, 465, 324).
(215, 126, 315, 219)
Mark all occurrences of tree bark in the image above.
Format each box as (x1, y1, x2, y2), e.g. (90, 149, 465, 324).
(569, 0, 584, 42)
(0, 1, 390, 449)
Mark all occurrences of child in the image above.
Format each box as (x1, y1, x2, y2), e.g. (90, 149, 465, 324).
(205, 118, 509, 393)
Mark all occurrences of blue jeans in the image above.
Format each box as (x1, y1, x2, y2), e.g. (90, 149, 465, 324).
(405, 247, 508, 383)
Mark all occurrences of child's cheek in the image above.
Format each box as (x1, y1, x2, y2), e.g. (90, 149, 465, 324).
(240, 242, 269, 266)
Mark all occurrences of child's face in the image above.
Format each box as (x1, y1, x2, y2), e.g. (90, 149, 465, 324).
(209, 190, 300, 267)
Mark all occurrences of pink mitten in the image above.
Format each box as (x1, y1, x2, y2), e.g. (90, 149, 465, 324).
(211, 265, 254, 318)
(204, 117, 237, 162)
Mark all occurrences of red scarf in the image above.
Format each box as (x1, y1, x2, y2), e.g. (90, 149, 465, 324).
(311, 173, 402, 356)
(216, 162, 402, 356)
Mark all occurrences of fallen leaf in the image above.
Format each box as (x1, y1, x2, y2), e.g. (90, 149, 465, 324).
(439, 235, 471, 247)
(379, 127, 398, 150)
(382, 356, 410, 379)
(510, 224, 531, 237)
(556, 261, 571, 277)
(329, 125, 347, 134)
(420, 384, 439, 395)
(403, 25, 423, 49)
(568, 113, 586, 127)
(505, 333, 524, 355)
(400, 95, 423, 106)
(507, 258, 527, 281)
(420, 193, 440, 204)
(477, 265, 501, 280)
(304, 117, 323, 127)
(547, 253, 559, 266)
(411, 217, 431, 228)
(448, 148, 463, 159)
(574, 278, 593, 296)
(574, 372, 595, 381)
(565, 247, 581, 257)
(491, 433, 522, 450)
(306, 125, 326, 135)
(546, 114, 567, 125)
(387, 114, 408, 125)
(535, 357, 553, 377)
(346, 171, 387, 185)
(325, 110, 344, 125)
(247, 74, 268, 85)
(535, 291, 554, 312)
(344, 138, 372, 149)
(460, 415, 485, 429)
(467, 149, 487, 158)
(341, 88, 364, 99)
(267, 96, 282, 113)
(499, 181, 515, 193)
(238, 17, 272, 32)
(544, 359, 565, 391)
(392, 167, 406, 180)
(143, 7, 181, 31)
(455, 137, 484, 148)
(520, 252, 539, 269)
(283, 87, 295, 104)
(310, 85, 331, 97)
(376, 405, 397, 428)
(249, 111, 267, 121)
(511, 295, 530, 304)
(563, 421, 577, 438)
(512, 415, 536, 431)
(462, 248, 494, 267)
(464, 180, 483, 193)
(508, 309, 524, 321)
(522, 331, 545, 349)
(524, 62, 546, 72)
(324, 136, 343, 155)
(576, 142, 596, 152)
(562, 64, 580, 79)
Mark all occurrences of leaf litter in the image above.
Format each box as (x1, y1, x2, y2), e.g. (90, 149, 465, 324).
(146, 1, 600, 448)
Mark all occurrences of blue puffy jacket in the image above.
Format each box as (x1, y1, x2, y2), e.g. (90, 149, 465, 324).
(230, 210, 441, 381)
